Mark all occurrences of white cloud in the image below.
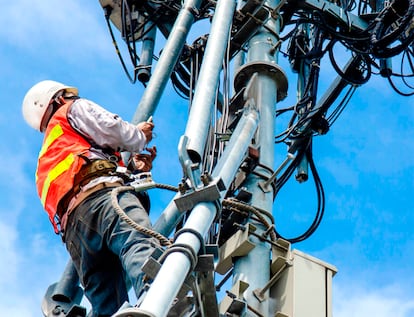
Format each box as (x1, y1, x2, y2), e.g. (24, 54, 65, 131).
(310, 240, 414, 317)
(0, 305, 41, 317)
(0, 218, 68, 317)
(334, 282, 414, 317)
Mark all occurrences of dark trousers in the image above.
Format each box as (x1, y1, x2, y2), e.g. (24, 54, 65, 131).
(64, 188, 158, 317)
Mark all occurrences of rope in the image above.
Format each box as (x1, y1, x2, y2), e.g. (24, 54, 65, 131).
(155, 183, 179, 192)
(110, 185, 172, 247)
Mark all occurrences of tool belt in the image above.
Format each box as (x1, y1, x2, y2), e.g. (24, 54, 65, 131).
(58, 159, 150, 224)
(58, 160, 119, 218)
(73, 159, 118, 193)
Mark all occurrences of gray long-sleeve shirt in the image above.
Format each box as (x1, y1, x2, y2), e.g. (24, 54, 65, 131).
(65, 98, 147, 205)
(68, 98, 147, 159)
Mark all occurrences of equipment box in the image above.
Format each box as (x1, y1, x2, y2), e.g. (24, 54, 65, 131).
(270, 249, 337, 317)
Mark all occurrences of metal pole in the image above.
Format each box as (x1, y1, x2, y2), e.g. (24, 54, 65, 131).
(137, 23, 156, 84)
(139, 201, 215, 317)
(131, 0, 203, 124)
(152, 197, 183, 237)
(212, 108, 259, 184)
(232, 0, 284, 315)
(184, 0, 237, 163)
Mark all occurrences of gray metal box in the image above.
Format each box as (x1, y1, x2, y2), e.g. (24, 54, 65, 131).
(270, 249, 337, 317)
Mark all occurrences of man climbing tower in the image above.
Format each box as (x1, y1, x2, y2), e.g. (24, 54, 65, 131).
(22, 80, 159, 317)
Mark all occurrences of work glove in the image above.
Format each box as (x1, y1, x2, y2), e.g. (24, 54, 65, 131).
(129, 146, 157, 172)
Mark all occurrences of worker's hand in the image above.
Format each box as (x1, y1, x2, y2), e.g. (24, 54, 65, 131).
(130, 146, 157, 172)
(137, 121, 154, 143)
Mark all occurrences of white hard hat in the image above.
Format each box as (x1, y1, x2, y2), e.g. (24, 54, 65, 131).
(22, 80, 78, 132)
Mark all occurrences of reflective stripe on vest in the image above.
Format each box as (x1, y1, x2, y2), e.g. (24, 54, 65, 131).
(40, 152, 74, 207)
(38, 124, 64, 159)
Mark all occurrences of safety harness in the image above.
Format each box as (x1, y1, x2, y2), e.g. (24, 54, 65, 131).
(73, 159, 119, 192)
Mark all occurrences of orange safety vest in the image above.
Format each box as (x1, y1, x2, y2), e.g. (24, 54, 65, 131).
(36, 103, 91, 233)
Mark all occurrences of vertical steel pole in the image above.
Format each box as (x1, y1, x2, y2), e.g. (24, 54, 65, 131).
(131, 0, 203, 124)
(232, 1, 286, 316)
(137, 23, 156, 84)
(184, 0, 237, 163)
(153, 0, 237, 238)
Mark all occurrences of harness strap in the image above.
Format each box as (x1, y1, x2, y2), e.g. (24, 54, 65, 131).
(58, 160, 119, 219)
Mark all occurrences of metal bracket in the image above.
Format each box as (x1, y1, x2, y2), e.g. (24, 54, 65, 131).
(174, 177, 225, 212)
(41, 283, 86, 317)
(219, 280, 249, 316)
(129, 172, 157, 192)
(301, 0, 369, 31)
(141, 247, 193, 295)
(253, 239, 291, 302)
(234, 61, 288, 102)
(216, 224, 257, 275)
(271, 239, 291, 274)
(231, 1, 269, 55)
(141, 251, 219, 317)
(194, 254, 220, 317)
(141, 247, 164, 281)
(258, 153, 295, 193)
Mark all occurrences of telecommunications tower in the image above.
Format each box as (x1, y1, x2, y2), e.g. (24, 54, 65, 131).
(41, 0, 414, 316)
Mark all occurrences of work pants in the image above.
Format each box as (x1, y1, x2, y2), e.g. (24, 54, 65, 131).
(64, 187, 158, 317)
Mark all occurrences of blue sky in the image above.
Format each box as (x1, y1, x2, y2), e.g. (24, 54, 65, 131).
(1, 1, 414, 316)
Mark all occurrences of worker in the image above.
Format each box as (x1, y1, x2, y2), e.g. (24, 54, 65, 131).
(22, 80, 159, 317)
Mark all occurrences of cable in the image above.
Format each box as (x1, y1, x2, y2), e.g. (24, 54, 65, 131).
(371, 0, 414, 58)
(381, 47, 414, 95)
(121, 1, 139, 69)
(103, 5, 138, 83)
(387, 74, 414, 96)
(222, 198, 277, 241)
(400, 48, 414, 90)
(326, 85, 357, 126)
(327, 40, 372, 85)
(274, 141, 326, 243)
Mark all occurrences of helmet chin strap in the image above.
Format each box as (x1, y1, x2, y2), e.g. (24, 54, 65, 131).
(40, 91, 80, 132)
(40, 104, 55, 133)
(51, 90, 65, 105)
